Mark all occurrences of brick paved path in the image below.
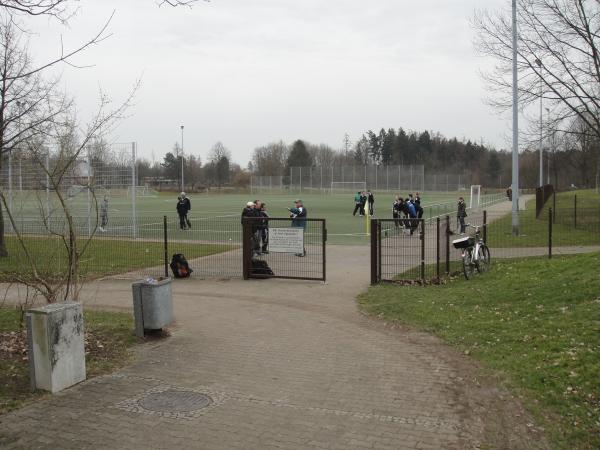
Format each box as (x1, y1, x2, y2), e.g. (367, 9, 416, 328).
(0, 208, 548, 449)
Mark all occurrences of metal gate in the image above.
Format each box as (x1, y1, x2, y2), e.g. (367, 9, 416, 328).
(370, 217, 457, 284)
(242, 217, 327, 282)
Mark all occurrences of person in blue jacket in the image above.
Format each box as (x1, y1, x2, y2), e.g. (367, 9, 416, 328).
(406, 198, 418, 235)
(288, 199, 307, 256)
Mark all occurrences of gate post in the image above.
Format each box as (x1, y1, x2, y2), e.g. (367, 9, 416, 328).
(370, 219, 378, 285)
(322, 219, 327, 283)
(420, 219, 425, 281)
(242, 219, 251, 280)
(483, 210, 488, 245)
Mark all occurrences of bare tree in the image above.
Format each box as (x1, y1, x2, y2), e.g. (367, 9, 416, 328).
(0, 0, 209, 17)
(207, 142, 231, 188)
(251, 141, 289, 176)
(0, 18, 71, 257)
(474, 1, 600, 141)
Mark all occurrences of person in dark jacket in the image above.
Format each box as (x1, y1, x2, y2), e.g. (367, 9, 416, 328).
(406, 198, 418, 235)
(414, 192, 423, 219)
(257, 201, 269, 253)
(176, 195, 188, 230)
(288, 199, 307, 256)
(181, 192, 192, 229)
(367, 190, 375, 216)
(242, 201, 261, 255)
(457, 196, 467, 234)
(359, 191, 367, 216)
(353, 192, 362, 216)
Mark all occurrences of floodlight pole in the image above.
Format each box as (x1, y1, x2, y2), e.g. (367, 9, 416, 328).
(540, 68, 544, 188)
(511, 0, 520, 235)
(180, 125, 184, 191)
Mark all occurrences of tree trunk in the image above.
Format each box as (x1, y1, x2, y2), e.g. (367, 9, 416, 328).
(0, 205, 8, 257)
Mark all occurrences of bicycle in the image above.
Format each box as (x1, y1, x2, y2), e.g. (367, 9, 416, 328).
(452, 224, 491, 280)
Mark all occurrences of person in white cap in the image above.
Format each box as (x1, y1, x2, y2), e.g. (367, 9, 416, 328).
(241, 201, 261, 255)
(176, 192, 192, 231)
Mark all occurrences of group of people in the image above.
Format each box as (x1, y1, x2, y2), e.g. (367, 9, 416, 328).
(241, 198, 307, 257)
(392, 192, 424, 235)
(241, 199, 270, 255)
(352, 190, 375, 216)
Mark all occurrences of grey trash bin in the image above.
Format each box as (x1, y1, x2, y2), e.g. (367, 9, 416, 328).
(132, 277, 173, 337)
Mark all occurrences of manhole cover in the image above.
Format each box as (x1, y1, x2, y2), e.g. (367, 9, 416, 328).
(138, 389, 213, 413)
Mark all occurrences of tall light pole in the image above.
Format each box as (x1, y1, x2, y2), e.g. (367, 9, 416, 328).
(536, 58, 543, 187)
(511, 0, 520, 235)
(180, 125, 184, 191)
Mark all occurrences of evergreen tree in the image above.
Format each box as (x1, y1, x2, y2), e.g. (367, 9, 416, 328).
(286, 139, 313, 169)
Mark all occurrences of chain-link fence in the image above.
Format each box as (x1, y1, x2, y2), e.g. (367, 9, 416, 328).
(371, 206, 600, 284)
(242, 217, 326, 281)
(0, 142, 142, 233)
(1, 215, 243, 282)
(251, 165, 474, 194)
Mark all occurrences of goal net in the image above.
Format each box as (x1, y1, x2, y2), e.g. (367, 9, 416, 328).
(330, 181, 367, 194)
(469, 185, 482, 210)
(127, 185, 154, 198)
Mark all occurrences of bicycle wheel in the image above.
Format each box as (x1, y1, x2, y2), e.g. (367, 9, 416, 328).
(462, 248, 474, 280)
(476, 245, 491, 273)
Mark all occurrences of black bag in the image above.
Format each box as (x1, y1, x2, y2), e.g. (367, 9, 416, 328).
(251, 258, 274, 276)
(170, 253, 193, 278)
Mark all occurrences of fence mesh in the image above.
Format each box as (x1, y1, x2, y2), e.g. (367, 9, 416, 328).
(243, 217, 325, 281)
(372, 204, 600, 284)
(252, 167, 476, 194)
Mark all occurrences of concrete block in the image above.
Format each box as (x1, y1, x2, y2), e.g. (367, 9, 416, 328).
(132, 277, 173, 337)
(26, 302, 86, 393)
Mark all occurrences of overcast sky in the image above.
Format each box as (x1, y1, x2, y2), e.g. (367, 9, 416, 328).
(27, 0, 510, 166)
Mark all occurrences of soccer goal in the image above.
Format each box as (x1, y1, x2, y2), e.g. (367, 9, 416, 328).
(330, 181, 367, 194)
(469, 185, 482, 210)
(127, 185, 154, 198)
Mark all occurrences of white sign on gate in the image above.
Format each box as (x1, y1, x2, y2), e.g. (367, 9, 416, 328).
(268, 228, 304, 254)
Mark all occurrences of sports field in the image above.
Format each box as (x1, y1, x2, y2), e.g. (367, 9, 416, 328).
(8, 189, 505, 245)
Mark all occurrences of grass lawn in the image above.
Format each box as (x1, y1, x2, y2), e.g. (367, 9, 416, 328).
(359, 252, 600, 449)
(486, 190, 600, 248)
(0, 307, 136, 415)
(0, 235, 232, 282)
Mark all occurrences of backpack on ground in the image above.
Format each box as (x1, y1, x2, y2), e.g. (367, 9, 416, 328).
(250, 258, 274, 276)
(170, 253, 193, 278)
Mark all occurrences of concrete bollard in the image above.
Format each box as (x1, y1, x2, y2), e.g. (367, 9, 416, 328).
(132, 277, 173, 338)
(26, 302, 86, 393)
